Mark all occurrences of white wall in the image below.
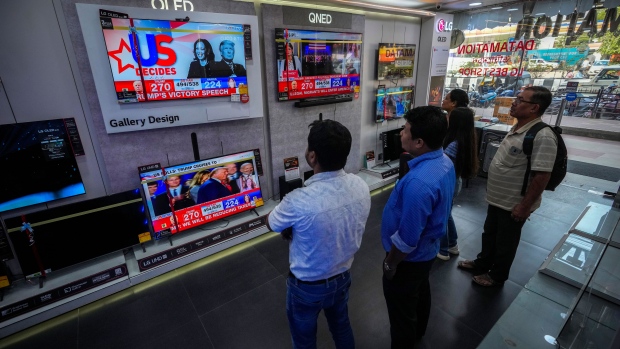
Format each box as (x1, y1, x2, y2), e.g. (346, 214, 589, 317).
(360, 17, 421, 165)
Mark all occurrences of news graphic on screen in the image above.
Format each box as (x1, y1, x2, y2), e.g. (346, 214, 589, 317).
(276, 28, 362, 101)
(0, 119, 86, 213)
(100, 17, 248, 103)
(375, 86, 413, 123)
(5, 189, 147, 280)
(139, 150, 263, 239)
(377, 43, 415, 80)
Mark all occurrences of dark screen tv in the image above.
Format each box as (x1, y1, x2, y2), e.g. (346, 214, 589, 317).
(139, 150, 264, 240)
(6, 189, 147, 280)
(100, 17, 247, 103)
(375, 86, 413, 122)
(275, 28, 362, 101)
(381, 127, 405, 163)
(377, 43, 416, 80)
(0, 119, 86, 213)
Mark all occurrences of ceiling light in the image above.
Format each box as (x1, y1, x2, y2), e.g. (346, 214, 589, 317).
(469, 2, 482, 5)
(535, 13, 546, 16)
(507, 8, 518, 11)
(491, 7, 503, 10)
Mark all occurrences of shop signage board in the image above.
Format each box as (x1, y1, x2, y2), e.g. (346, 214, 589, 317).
(282, 6, 352, 29)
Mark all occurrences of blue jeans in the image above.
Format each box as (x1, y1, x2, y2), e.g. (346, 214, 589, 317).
(439, 177, 462, 255)
(286, 271, 354, 349)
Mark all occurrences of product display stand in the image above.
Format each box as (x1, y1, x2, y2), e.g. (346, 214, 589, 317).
(250, 208, 260, 217)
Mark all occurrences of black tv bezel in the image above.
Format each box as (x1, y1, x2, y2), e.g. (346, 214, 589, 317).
(381, 127, 405, 164)
(5, 189, 147, 280)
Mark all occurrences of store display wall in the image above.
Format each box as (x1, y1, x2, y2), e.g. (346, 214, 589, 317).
(60, 0, 270, 196)
(261, 4, 365, 192)
(359, 18, 420, 167)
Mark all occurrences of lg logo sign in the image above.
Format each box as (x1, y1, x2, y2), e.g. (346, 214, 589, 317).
(435, 18, 453, 33)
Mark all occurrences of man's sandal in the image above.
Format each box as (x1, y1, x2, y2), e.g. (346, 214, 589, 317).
(472, 273, 504, 287)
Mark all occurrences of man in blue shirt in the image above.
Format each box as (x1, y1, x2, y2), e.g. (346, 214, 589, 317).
(267, 119, 371, 349)
(381, 106, 456, 348)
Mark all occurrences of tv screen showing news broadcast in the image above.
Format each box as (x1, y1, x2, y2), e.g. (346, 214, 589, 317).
(100, 17, 248, 103)
(375, 86, 413, 123)
(377, 43, 415, 80)
(139, 150, 263, 239)
(0, 119, 86, 213)
(276, 28, 362, 101)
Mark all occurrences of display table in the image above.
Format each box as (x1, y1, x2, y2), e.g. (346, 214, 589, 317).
(478, 202, 620, 348)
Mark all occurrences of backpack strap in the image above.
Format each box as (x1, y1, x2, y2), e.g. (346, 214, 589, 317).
(521, 122, 548, 196)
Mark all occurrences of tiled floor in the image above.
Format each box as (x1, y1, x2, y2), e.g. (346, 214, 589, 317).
(0, 169, 616, 349)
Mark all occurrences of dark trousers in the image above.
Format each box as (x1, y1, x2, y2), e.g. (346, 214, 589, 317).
(382, 258, 435, 349)
(474, 204, 526, 282)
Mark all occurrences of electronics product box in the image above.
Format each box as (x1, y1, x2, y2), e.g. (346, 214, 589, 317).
(493, 97, 517, 125)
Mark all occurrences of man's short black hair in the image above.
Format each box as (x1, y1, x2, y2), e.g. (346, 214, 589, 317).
(307, 119, 352, 171)
(524, 86, 552, 115)
(404, 106, 448, 150)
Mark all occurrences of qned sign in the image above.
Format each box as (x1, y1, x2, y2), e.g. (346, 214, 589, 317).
(282, 6, 352, 29)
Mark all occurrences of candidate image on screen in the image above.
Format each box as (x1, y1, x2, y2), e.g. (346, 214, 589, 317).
(187, 39, 215, 79)
(210, 40, 247, 77)
(0, 119, 86, 213)
(100, 18, 247, 103)
(277, 42, 302, 81)
(139, 150, 264, 239)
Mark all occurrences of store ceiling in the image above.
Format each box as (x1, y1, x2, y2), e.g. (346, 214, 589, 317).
(277, 0, 532, 14)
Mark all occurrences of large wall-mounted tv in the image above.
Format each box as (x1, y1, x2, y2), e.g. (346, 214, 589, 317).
(275, 28, 362, 101)
(100, 17, 247, 103)
(139, 150, 264, 240)
(0, 119, 86, 213)
(377, 43, 416, 80)
(6, 189, 147, 280)
(375, 86, 413, 123)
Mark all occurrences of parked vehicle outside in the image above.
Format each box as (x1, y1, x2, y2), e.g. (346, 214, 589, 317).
(588, 60, 610, 77)
(526, 58, 560, 71)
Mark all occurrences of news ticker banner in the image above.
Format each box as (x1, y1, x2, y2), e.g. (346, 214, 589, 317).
(138, 216, 266, 271)
(151, 189, 264, 239)
(278, 75, 360, 100)
(0, 265, 128, 323)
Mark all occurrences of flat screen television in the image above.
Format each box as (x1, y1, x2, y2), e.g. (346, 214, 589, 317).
(375, 86, 413, 123)
(100, 17, 247, 103)
(377, 43, 415, 80)
(381, 127, 405, 163)
(0, 119, 86, 213)
(6, 189, 147, 279)
(275, 28, 362, 101)
(139, 150, 264, 240)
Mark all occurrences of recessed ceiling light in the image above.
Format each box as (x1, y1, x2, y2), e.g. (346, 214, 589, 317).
(535, 13, 546, 15)
(507, 8, 518, 11)
(469, 2, 482, 5)
(491, 7, 503, 10)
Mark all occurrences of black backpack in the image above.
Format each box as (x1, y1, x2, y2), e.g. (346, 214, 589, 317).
(521, 123, 568, 196)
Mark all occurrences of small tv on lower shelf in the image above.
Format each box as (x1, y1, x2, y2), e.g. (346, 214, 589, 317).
(139, 150, 264, 240)
(6, 189, 148, 280)
(375, 86, 413, 123)
(381, 127, 405, 164)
